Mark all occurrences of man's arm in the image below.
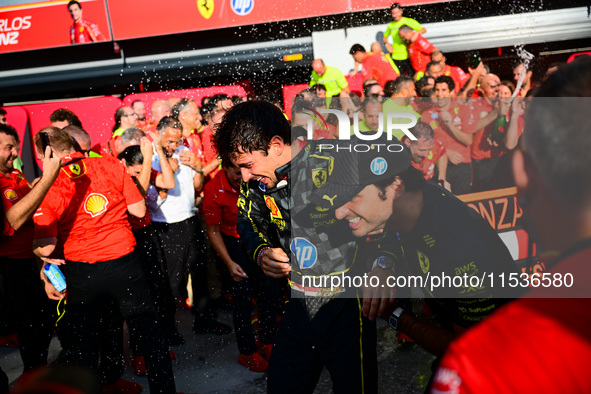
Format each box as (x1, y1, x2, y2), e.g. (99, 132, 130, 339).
(439, 111, 473, 146)
(396, 311, 455, 357)
(5, 147, 61, 231)
(236, 181, 289, 277)
(127, 200, 146, 218)
(206, 224, 247, 281)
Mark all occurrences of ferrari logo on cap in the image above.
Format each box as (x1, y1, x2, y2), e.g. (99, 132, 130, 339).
(197, 0, 214, 19)
(84, 193, 108, 218)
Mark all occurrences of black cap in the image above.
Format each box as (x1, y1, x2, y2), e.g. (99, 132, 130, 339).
(390, 2, 402, 10)
(309, 135, 411, 211)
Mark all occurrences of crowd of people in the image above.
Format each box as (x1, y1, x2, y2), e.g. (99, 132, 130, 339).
(0, 2, 590, 393)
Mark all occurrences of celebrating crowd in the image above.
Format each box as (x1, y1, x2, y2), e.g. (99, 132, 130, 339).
(1, 2, 590, 394)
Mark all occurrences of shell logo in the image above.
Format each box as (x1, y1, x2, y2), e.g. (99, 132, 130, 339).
(84, 193, 108, 218)
(4, 189, 17, 201)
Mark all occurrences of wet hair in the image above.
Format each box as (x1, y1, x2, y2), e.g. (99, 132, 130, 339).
(349, 44, 366, 55)
(120, 127, 145, 146)
(361, 97, 382, 113)
(426, 61, 442, 74)
(131, 100, 144, 110)
(171, 98, 194, 119)
(434, 75, 455, 92)
(500, 80, 515, 94)
(408, 121, 434, 141)
(34, 127, 74, 154)
(389, 76, 414, 95)
(374, 166, 425, 200)
(50, 108, 83, 128)
(157, 116, 183, 133)
(113, 107, 127, 132)
(415, 76, 434, 93)
(214, 100, 291, 164)
(363, 83, 382, 98)
(524, 56, 591, 205)
(0, 123, 19, 145)
(117, 145, 144, 166)
(398, 24, 412, 33)
(63, 125, 91, 153)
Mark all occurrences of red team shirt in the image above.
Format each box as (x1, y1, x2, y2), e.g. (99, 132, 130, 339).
(412, 137, 446, 180)
(0, 169, 34, 258)
(91, 139, 117, 158)
(422, 102, 477, 164)
(443, 64, 470, 93)
(70, 20, 106, 44)
(432, 245, 591, 394)
(466, 99, 524, 161)
(408, 35, 436, 73)
(202, 170, 239, 238)
(33, 152, 142, 263)
(362, 53, 400, 88)
(200, 126, 221, 178)
(183, 132, 206, 165)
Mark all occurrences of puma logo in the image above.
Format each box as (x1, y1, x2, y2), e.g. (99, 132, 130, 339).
(323, 194, 337, 206)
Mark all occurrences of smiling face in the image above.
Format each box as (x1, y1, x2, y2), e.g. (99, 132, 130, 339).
(0, 133, 19, 176)
(68, 3, 82, 22)
(233, 149, 281, 188)
(334, 184, 394, 238)
(160, 127, 182, 157)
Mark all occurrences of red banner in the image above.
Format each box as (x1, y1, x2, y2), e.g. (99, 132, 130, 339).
(107, 0, 443, 41)
(0, 0, 111, 54)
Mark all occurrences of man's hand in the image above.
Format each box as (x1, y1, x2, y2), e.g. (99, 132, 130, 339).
(149, 131, 164, 153)
(498, 99, 510, 117)
(140, 136, 154, 162)
(168, 157, 179, 173)
(259, 247, 291, 278)
(228, 261, 248, 282)
(438, 110, 453, 125)
(361, 267, 396, 321)
(42, 146, 61, 182)
(39, 271, 64, 300)
(179, 150, 202, 172)
(446, 150, 464, 165)
(40, 256, 65, 265)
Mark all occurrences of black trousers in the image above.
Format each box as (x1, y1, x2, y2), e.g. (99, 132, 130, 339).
(222, 234, 281, 354)
(152, 217, 209, 315)
(267, 297, 377, 394)
(393, 58, 414, 76)
(132, 225, 177, 347)
(0, 256, 55, 372)
(63, 252, 176, 394)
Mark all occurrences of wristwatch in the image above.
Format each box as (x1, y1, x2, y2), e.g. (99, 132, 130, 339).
(388, 307, 405, 330)
(371, 256, 393, 271)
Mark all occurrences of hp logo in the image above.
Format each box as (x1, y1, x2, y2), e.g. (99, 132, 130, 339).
(370, 157, 388, 176)
(231, 0, 254, 15)
(290, 238, 318, 269)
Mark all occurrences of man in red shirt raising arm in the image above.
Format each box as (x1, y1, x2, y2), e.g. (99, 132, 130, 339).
(32, 127, 176, 394)
(0, 124, 61, 380)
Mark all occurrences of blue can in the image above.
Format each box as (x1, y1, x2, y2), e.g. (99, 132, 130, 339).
(43, 264, 67, 293)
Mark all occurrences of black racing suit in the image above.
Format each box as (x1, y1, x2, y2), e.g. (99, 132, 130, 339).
(237, 141, 377, 394)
